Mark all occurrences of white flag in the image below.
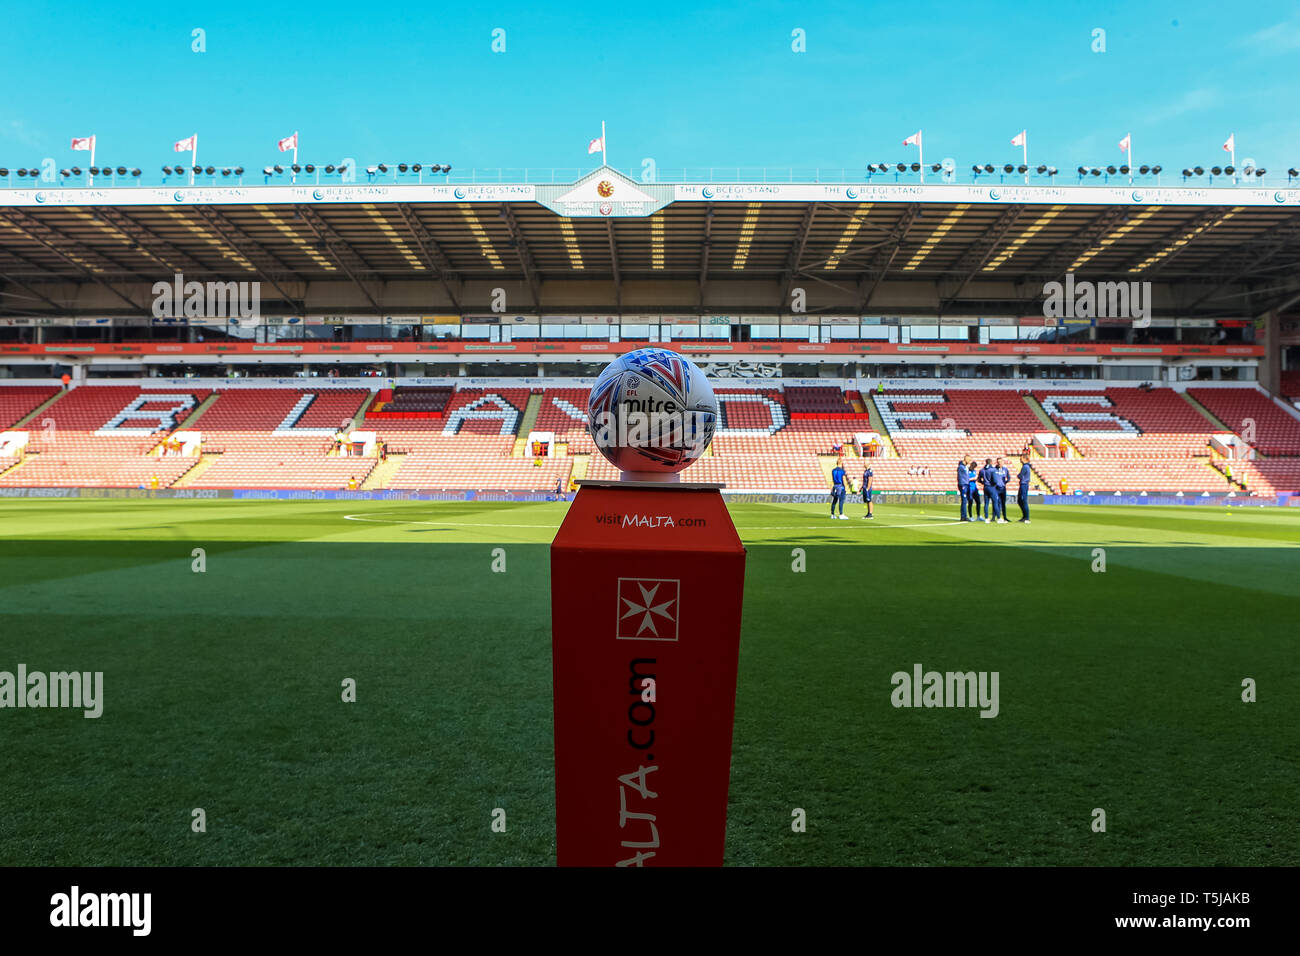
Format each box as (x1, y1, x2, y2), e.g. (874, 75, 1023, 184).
(1011, 130, 1026, 147)
(902, 130, 921, 147)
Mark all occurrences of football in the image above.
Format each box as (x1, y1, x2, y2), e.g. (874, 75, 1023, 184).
(587, 348, 718, 474)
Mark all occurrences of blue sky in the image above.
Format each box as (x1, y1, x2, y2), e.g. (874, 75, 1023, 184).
(2, 1, 1299, 178)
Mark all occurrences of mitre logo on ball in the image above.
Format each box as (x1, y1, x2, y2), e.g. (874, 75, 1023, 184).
(587, 348, 718, 474)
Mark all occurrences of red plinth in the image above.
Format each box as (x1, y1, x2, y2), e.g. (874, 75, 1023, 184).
(550, 481, 746, 866)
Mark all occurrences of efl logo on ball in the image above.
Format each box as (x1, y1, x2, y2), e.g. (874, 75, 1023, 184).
(587, 348, 718, 473)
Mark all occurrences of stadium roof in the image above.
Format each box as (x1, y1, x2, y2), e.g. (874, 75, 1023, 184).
(3, 168, 1300, 318)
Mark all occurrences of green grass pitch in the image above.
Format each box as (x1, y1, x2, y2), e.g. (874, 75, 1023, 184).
(1, 496, 1297, 866)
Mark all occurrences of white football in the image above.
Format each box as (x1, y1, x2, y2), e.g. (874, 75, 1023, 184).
(587, 348, 718, 474)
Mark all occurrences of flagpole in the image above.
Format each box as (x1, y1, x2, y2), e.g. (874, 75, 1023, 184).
(1230, 136, 1236, 184)
(919, 132, 924, 183)
(602, 120, 607, 167)
(1022, 133, 1028, 184)
(89, 136, 95, 187)
(191, 135, 197, 186)
(293, 132, 299, 184)
(1127, 133, 1133, 185)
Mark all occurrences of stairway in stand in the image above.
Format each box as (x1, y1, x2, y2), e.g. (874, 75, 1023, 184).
(512, 393, 545, 456)
(362, 453, 407, 489)
(172, 453, 221, 487)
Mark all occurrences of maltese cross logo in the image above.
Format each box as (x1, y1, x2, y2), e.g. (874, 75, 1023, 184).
(616, 577, 680, 641)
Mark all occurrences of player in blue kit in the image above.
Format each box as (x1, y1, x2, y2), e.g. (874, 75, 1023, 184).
(830, 460, 848, 519)
(957, 456, 971, 521)
(968, 456, 982, 521)
(1017, 454, 1032, 522)
(995, 457, 1010, 524)
(980, 458, 997, 521)
(861, 464, 875, 518)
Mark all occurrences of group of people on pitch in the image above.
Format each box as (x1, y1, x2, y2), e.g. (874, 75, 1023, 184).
(958, 454, 1032, 523)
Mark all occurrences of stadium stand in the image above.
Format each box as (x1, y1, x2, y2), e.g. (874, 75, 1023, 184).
(387, 452, 571, 491)
(872, 389, 1041, 458)
(1, 386, 212, 487)
(1029, 458, 1226, 494)
(196, 388, 369, 453)
(0, 385, 58, 428)
(1212, 459, 1300, 496)
(2, 380, 1296, 495)
(784, 385, 858, 415)
(1281, 369, 1300, 403)
(584, 450, 826, 489)
(187, 455, 375, 490)
(1032, 389, 1218, 458)
(1187, 387, 1300, 456)
(533, 387, 592, 452)
(24, 386, 210, 455)
(371, 385, 454, 415)
(0, 454, 197, 488)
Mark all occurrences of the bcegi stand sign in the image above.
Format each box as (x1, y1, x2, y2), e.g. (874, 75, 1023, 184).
(551, 479, 746, 866)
